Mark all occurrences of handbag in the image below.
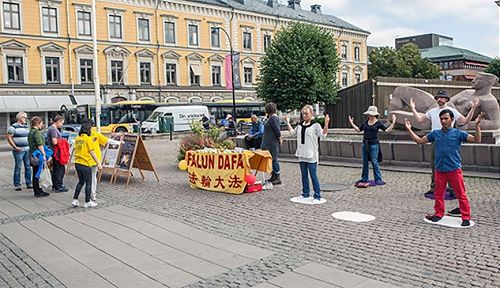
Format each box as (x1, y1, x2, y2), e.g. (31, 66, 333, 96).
(30, 155, 40, 167)
(39, 165, 52, 189)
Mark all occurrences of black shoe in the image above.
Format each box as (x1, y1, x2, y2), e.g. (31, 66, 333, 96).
(27, 185, 33, 189)
(425, 215, 442, 222)
(15, 186, 22, 191)
(424, 191, 435, 199)
(266, 172, 276, 183)
(461, 220, 470, 227)
(270, 174, 281, 185)
(54, 187, 69, 193)
(447, 207, 461, 217)
(35, 192, 50, 198)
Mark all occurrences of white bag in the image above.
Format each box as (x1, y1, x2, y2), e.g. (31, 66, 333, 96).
(39, 165, 52, 189)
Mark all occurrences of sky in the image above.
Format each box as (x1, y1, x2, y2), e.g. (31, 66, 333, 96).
(293, 0, 499, 59)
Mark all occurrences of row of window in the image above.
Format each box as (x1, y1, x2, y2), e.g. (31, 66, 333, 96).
(341, 43, 361, 62)
(2, 2, 273, 51)
(341, 71, 362, 87)
(5, 56, 255, 86)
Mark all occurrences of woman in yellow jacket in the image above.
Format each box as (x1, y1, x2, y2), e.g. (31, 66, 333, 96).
(72, 122, 102, 208)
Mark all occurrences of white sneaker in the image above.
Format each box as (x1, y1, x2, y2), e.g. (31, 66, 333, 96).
(71, 199, 79, 207)
(83, 201, 98, 208)
(311, 198, 326, 204)
(91, 193, 96, 201)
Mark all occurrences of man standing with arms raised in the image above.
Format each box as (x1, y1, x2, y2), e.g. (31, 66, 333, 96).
(410, 90, 476, 214)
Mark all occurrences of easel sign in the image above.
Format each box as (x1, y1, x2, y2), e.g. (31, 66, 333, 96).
(98, 134, 123, 181)
(110, 134, 159, 188)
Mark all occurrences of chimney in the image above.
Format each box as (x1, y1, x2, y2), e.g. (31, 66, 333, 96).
(311, 4, 321, 14)
(267, 0, 278, 8)
(287, 0, 301, 10)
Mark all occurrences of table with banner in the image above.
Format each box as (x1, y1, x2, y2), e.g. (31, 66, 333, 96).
(185, 149, 272, 194)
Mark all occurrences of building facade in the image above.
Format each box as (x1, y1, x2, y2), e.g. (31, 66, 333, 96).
(0, 0, 369, 130)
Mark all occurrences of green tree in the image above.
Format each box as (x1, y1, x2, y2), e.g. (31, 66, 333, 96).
(485, 57, 500, 78)
(369, 44, 440, 79)
(256, 22, 340, 111)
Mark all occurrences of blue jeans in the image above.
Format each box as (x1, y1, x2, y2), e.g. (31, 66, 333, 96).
(13, 150, 32, 187)
(361, 143, 382, 182)
(299, 162, 321, 199)
(272, 157, 280, 174)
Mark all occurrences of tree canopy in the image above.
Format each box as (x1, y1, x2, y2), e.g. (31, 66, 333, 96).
(256, 22, 340, 111)
(485, 57, 500, 78)
(368, 43, 440, 79)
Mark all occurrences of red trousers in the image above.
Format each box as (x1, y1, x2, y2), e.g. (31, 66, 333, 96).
(435, 168, 470, 220)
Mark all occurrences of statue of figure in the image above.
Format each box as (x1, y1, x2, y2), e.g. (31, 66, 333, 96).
(388, 72, 499, 130)
(449, 72, 499, 130)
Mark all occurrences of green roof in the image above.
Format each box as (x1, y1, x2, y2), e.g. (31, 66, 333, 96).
(420, 45, 492, 64)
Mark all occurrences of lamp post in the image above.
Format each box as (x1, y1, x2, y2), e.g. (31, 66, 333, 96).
(91, 0, 101, 132)
(212, 27, 236, 120)
(496, 0, 500, 56)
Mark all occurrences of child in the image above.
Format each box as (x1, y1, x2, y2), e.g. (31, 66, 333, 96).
(286, 105, 330, 203)
(348, 106, 395, 186)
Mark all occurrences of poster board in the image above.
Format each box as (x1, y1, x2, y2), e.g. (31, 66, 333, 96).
(65, 132, 78, 174)
(98, 134, 123, 181)
(109, 134, 159, 188)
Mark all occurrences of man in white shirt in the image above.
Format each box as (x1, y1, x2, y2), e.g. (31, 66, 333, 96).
(410, 90, 477, 215)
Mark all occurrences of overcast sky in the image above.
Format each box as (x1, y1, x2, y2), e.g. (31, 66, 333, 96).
(293, 0, 499, 58)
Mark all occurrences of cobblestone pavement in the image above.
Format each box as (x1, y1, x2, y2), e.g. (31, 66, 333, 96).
(0, 139, 499, 287)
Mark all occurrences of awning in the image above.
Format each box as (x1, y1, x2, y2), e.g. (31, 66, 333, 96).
(190, 64, 202, 76)
(75, 95, 96, 105)
(0, 95, 73, 113)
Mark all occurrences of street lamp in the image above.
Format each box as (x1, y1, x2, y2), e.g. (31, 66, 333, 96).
(496, 1, 500, 56)
(212, 27, 236, 120)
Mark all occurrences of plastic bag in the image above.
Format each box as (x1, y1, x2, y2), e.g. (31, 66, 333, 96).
(39, 165, 53, 189)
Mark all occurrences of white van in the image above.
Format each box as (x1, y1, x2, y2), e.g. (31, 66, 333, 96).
(141, 105, 209, 133)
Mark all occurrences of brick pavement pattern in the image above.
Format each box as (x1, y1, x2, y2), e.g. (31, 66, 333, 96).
(0, 139, 499, 287)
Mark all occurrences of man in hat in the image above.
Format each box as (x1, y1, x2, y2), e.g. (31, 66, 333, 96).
(410, 90, 477, 215)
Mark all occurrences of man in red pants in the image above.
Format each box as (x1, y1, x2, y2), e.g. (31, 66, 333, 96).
(405, 110, 484, 227)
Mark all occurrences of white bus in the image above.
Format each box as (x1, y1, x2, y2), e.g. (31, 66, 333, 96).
(140, 105, 209, 133)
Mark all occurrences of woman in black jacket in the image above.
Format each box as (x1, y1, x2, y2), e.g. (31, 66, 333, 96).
(261, 102, 282, 185)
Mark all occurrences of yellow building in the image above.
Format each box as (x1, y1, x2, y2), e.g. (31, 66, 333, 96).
(0, 0, 369, 129)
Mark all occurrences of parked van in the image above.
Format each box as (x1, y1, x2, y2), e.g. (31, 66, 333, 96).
(141, 105, 209, 133)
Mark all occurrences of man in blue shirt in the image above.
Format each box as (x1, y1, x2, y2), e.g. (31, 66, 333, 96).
(6, 112, 32, 191)
(405, 109, 484, 227)
(244, 114, 264, 149)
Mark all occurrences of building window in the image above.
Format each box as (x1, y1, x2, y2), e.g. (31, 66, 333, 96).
(166, 63, 176, 85)
(341, 72, 348, 87)
(164, 21, 175, 44)
(139, 62, 151, 84)
(188, 24, 198, 46)
(3, 2, 20, 30)
(138, 18, 150, 42)
(6, 56, 23, 83)
(244, 67, 253, 85)
(189, 65, 201, 86)
(341, 44, 347, 60)
(45, 57, 60, 83)
(109, 15, 122, 39)
(77, 11, 91, 36)
(42, 7, 57, 33)
(80, 59, 93, 83)
(211, 65, 221, 86)
(355, 73, 361, 84)
(354, 46, 360, 61)
(243, 32, 252, 50)
(263, 34, 272, 51)
(111, 60, 123, 84)
(211, 27, 220, 48)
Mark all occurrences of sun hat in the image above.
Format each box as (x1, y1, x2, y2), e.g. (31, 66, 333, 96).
(434, 90, 450, 100)
(363, 106, 380, 116)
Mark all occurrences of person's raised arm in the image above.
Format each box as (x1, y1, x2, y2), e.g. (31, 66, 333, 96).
(348, 115, 361, 132)
(410, 98, 427, 123)
(385, 114, 396, 133)
(285, 115, 293, 132)
(466, 112, 484, 143)
(322, 114, 330, 136)
(405, 118, 429, 144)
(457, 98, 478, 126)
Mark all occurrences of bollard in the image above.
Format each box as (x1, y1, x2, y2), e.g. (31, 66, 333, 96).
(169, 123, 173, 141)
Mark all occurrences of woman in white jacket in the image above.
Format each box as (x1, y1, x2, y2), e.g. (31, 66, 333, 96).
(286, 105, 330, 203)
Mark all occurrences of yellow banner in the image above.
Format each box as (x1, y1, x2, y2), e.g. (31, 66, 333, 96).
(185, 150, 252, 194)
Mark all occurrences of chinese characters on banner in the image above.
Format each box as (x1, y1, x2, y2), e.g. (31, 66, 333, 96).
(185, 150, 252, 194)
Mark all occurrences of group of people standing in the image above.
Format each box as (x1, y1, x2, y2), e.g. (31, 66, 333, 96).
(257, 92, 483, 225)
(7, 112, 108, 208)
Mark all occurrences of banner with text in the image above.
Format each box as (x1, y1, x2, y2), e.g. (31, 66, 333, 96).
(185, 150, 252, 194)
